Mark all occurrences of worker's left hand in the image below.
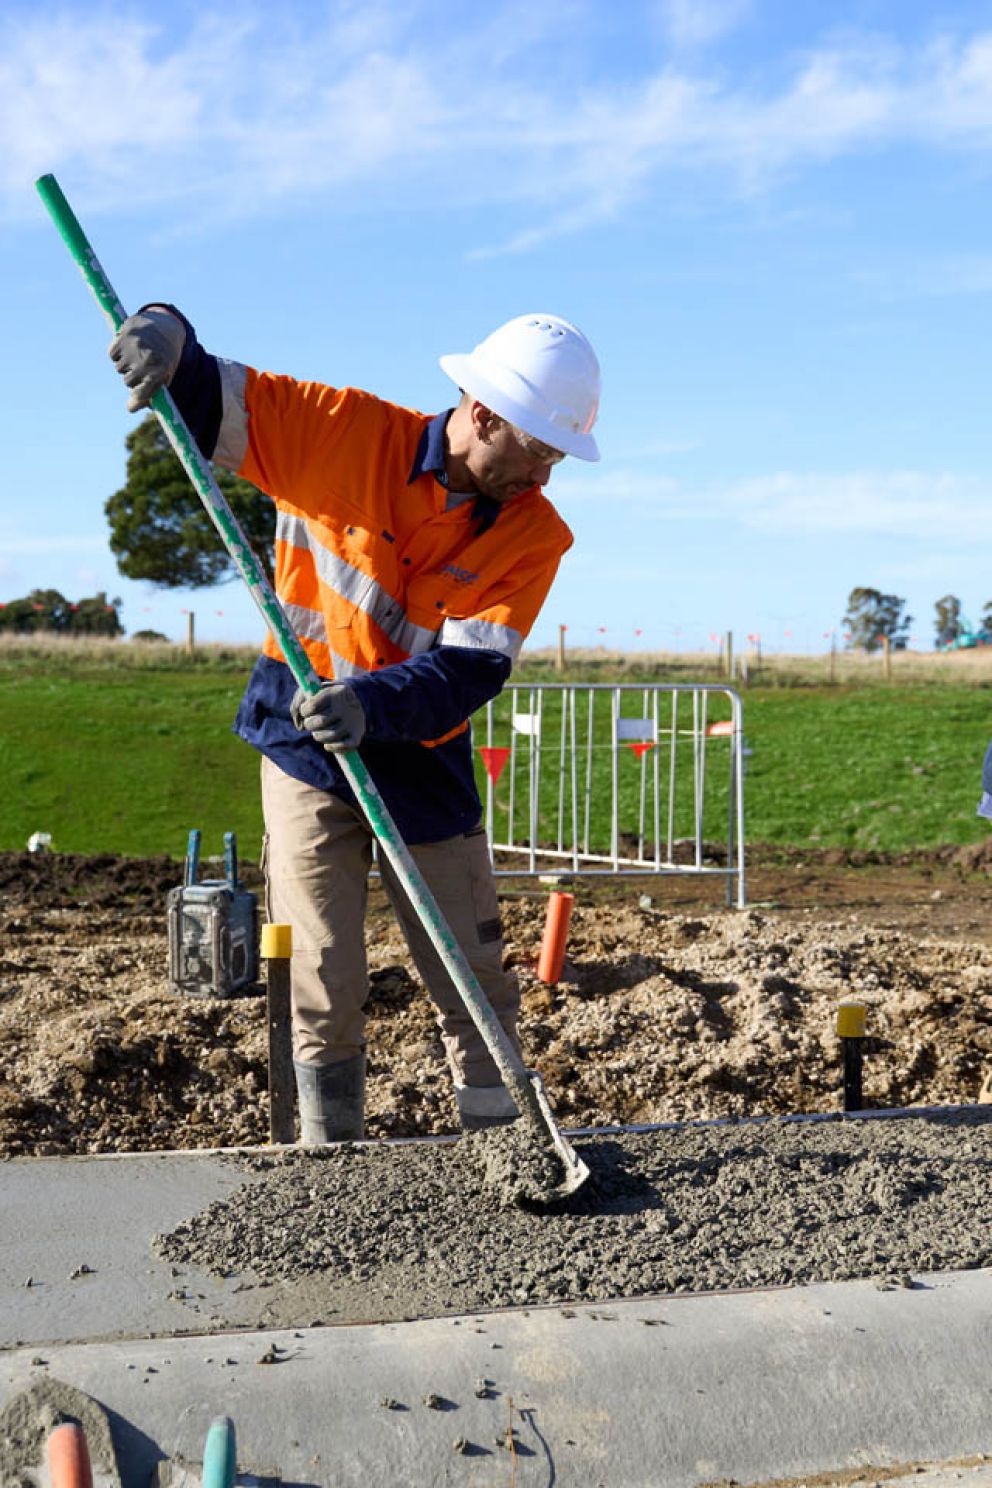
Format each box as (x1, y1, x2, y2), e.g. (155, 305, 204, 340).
(291, 682, 366, 751)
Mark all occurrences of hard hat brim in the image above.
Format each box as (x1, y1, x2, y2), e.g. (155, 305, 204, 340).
(439, 353, 600, 462)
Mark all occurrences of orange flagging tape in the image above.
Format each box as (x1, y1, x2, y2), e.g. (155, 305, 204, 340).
(479, 746, 511, 783)
(626, 741, 655, 759)
(537, 891, 575, 985)
(47, 1424, 94, 1488)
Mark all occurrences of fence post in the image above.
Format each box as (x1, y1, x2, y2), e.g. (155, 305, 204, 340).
(829, 632, 837, 685)
(557, 624, 566, 673)
(725, 630, 733, 680)
(185, 610, 195, 657)
(882, 634, 891, 681)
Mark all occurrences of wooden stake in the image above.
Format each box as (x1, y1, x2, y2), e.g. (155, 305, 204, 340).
(556, 624, 566, 673)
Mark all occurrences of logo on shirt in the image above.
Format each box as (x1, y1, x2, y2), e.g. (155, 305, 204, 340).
(437, 563, 479, 587)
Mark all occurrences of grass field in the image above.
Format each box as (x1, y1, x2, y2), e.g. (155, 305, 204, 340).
(1, 635, 990, 858)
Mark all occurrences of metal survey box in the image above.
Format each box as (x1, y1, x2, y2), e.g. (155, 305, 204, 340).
(167, 830, 259, 998)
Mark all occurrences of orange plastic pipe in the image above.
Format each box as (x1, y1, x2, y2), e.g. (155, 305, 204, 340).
(537, 891, 574, 985)
(47, 1424, 94, 1488)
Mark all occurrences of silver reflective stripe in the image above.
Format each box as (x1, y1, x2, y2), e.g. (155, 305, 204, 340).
(282, 600, 327, 646)
(328, 649, 367, 679)
(277, 512, 439, 655)
(213, 359, 250, 471)
(441, 616, 522, 662)
(273, 606, 367, 682)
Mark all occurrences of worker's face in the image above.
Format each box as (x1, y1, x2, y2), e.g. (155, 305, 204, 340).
(467, 407, 566, 503)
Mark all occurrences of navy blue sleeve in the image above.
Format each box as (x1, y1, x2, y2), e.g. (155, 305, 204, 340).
(346, 647, 512, 743)
(140, 303, 222, 458)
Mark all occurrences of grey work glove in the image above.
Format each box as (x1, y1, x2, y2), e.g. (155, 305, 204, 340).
(109, 307, 186, 411)
(291, 682, 367, 752)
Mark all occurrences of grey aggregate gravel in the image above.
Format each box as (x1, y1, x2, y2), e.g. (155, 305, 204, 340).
(155, 1110, 992, 1324)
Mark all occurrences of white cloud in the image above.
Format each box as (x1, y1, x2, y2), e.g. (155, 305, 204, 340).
(557, 465, 991, 543)
(656, 0, 751, 52)
(860, 252, 992, 299)
(6, 4, 992, 252)
(727, 470, 989, 540)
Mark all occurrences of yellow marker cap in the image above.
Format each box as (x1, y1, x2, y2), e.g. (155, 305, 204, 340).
(261, 923, 293, 959)
(836, 1001, 866, 1039)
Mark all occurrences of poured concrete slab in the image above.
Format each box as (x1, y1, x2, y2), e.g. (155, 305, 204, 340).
(2, 1144, 992, 1486)
(0, 1152, 265, 1346)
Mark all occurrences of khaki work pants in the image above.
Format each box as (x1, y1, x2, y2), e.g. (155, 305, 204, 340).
(260, 756, 521, 1086)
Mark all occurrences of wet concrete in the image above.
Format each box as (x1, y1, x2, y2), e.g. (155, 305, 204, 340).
(3, 1117, 992, 1484)
(4, 1110, 992, 1343)
(154, 1109, 992, 1325)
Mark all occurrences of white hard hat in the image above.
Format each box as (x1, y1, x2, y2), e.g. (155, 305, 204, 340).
(440, 313, 601, 462)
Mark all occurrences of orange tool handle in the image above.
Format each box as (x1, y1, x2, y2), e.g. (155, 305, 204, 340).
(47, 1423, 94, 1488)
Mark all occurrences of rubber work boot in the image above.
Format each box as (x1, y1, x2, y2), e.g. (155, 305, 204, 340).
(294, 1055, 365, 1144)
(455, 1081, 519, 1132)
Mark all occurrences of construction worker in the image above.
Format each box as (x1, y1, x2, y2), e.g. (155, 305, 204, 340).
(109, 306, 602, 1142)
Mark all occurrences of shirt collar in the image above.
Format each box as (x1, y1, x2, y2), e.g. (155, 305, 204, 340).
(408, 408, 454, 485)
(407, 406, 502, 536)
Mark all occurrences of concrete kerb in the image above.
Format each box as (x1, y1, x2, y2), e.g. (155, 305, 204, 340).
(3, 1276, 992, 1487)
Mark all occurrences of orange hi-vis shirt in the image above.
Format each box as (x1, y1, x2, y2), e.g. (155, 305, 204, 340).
(213, 364, 573, 695)
(179, 351, 577, 841)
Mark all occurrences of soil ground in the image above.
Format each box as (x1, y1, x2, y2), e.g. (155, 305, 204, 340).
(2, 844, 992, 1158)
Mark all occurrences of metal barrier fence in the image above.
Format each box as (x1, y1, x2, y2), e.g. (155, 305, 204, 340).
(475, 683, 746, 907)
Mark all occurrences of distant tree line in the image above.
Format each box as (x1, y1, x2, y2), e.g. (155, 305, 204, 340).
(843, 588, 992, 651)
(0, 589, 123, 635)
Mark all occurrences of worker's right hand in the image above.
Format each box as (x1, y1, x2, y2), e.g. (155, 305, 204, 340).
(109, 307, 186, 412)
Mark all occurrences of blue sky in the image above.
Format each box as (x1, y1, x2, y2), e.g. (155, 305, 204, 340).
(3, 0, 992, 654)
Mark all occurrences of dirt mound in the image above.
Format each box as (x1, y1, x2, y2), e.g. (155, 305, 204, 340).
(2, 850, 992, 1158)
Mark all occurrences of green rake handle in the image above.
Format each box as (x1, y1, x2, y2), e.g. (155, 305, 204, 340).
(34, 172, 549, 1136)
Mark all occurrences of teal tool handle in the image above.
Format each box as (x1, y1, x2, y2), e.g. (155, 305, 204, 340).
(224, 830, 238, 889)
(36, 172, 536, 1117)
(201, 1415, 237, 1488)
(185, 828, 201, 887)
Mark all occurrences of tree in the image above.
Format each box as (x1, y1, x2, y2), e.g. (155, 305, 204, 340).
(934, 594, 964, 650)
(105, 417, 275, 588)
(842, 587, 912, 652)
(0, 588, 122, 636)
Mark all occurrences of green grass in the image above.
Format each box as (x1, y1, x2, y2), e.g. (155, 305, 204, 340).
(0, 663, 263, 857)
(0, 639, 990, 857)
(740, 687, 990, 850)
